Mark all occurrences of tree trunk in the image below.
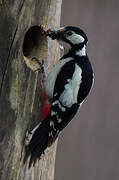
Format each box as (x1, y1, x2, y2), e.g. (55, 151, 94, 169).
(0, 0, 62, 179)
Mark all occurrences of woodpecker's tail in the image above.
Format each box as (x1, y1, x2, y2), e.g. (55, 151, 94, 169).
(24, 116, 50, 168)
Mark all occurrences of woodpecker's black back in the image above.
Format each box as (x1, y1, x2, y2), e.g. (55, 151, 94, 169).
(77, 56, 93, 103)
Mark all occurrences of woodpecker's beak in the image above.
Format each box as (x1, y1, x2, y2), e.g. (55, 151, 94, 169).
(46, 28, 66, 40)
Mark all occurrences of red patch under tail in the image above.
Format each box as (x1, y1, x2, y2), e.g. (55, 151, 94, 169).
(41, 88, 51, 120)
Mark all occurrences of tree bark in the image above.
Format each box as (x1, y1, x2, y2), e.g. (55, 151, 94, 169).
(0, 0, 62, 179)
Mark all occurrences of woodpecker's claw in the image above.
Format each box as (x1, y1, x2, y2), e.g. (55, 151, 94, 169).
(31, 57, 45, 77)
(31, 57, 44, 72)
(31, 57, 44, 65)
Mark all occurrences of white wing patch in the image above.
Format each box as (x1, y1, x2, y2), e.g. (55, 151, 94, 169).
(59, 64, 82, 108)
(45, 57, 73, 98)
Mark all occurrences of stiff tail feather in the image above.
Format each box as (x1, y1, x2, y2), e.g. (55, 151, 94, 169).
(24, 116, 50, 168)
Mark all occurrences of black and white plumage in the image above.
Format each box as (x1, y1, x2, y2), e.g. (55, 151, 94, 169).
(24, 26, 94, 167)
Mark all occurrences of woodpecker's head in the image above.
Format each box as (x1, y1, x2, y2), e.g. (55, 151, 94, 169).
(46, 26, 88, 54)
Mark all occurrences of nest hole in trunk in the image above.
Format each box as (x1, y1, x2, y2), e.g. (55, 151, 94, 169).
(23, 25, 48, 60)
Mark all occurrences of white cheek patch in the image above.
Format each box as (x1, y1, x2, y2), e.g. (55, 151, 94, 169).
(59, 64, 82, 108)
(67, 34, 85, 44)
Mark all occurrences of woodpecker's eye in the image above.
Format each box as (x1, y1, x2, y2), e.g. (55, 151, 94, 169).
(66, 31, 73, 36)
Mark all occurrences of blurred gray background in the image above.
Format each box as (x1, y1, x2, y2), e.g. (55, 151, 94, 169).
(55, 0, 119, 179)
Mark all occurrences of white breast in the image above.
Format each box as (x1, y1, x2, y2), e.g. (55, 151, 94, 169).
(59, 64, 82, 108)
(45, 57, 73, 98)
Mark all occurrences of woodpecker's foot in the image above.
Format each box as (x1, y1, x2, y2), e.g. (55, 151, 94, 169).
(32, 57, 44, 73)
(31, 57, 46, 81)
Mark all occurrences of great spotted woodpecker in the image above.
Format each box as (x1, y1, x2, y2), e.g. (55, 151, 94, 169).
(24, 26, 94, 167)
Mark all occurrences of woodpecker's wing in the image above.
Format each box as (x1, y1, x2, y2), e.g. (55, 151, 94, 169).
(48, 59, 81, 144)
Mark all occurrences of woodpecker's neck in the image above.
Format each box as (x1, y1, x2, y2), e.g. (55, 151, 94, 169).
(75, 45, 86, 56)
(61, 43, 87, 59)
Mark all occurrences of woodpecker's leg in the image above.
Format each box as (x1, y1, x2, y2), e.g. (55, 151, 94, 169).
(32, 57, 46, 82)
